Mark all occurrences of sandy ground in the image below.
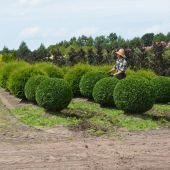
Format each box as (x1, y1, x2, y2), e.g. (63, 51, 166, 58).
(0, 88, 170, 170)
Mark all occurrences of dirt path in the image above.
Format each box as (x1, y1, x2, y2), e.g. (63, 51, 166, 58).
(0, 88, 170, 170)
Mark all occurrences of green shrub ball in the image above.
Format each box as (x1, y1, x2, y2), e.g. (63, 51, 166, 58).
(114, 76, 155, 113)
(93, 77, 119, 106)
(7, 67, 46, 99)
(79, 71, 108, 99)
(24, 75, 49, 102)
(36, 78, 72, 111)
(64, 64, 91, 96)
(151, 76, 170, 103)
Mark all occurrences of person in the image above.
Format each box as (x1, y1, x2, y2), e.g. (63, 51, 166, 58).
(108, 48, 127, 79)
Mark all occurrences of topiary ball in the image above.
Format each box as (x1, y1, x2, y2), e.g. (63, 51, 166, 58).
(24, 75, 50, 102)
(7, 66, 46, 99)
(35, 78, 72, 111)
(151, 76, 170, 103)
(114, 76, 155, 113)
(64, 64, 91, 96)
(79, 71, 108, 99)
(93, 77, 119, 106)
(34, 62, 64, 78)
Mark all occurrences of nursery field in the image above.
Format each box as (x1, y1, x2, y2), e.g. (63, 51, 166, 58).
(0, 61, 170, 169)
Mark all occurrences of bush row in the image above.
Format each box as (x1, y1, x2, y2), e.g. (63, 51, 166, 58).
(0, 61, 72, 111)
(78, 71, 170, 114)
(0, 61, 169, 114)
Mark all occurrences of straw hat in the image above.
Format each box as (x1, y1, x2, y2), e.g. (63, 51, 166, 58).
(115, 48, 125, 58)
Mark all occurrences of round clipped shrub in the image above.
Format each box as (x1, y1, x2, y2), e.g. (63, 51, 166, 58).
(114, 76, 155, 113)
(34, 62, 64, 78)
(151, 76, 170, 103)
(7, 66, 46, 99)
(93, 77, 119, 106)
(24, 75, 50, 102)
(64, 64, 91, 96)
(79, 71, 108, 99)
(0, 61, 29, 89)
(36, 78, 72, 111)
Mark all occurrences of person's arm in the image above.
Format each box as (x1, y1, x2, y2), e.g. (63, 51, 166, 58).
(108, 66, 116, 73)
(114, 70, 122, 75)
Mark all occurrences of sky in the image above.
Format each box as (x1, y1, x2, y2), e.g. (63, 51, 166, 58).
(0, 0, 170, 50)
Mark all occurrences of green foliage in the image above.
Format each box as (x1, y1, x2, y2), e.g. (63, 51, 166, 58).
(1, 53, 16, 62)
(7, 66, 45, 99)
(151, 76, 170, 103)
(93, 65, 113, 72)
(79, 71, 108, 99)
(36, 78, 72, 111)
(1, 46, 16, 62)
(0, 61, 29, 89)
(34, 43, 48, 61)
(24, 75, 49, 102)
(16, 41, 31, 60)
(61, 66, 69, 75)
(34, 62, 64, 78)
(114, 76, 155, 113)
(135, 69, 157, 80)
(141, 33, 154, 46)
(93, 77, 119, 106)
(153, 33, 166, 42)
(126, 68, 136, 76)
(64, 63, 92, 96)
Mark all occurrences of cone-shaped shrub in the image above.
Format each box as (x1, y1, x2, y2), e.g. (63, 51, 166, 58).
(34, 62, 64, 78)
(7, 66, 46, 99)
(36, 78, 72, 111)
(64, 64, 91, 96)
(151, 76, 170, 103)
(79, 71, 108, 99)
(114, 76, 155, 113)
(93, 77, 119, 106)
(24, 75, 50, 102)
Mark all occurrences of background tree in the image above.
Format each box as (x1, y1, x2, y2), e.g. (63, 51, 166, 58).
(166, 32, 170, 42)
(34, 43, 48, 62)
(16, 41, 31, 61)
(153, 33, 166, 43)
(141, 33, 154, 46)
(52, 48, 66, 66)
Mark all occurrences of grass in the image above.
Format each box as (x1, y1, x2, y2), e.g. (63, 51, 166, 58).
(69, 100, 170, 130)
(10, 99, 170, 136)
(11, 105, 79, 128)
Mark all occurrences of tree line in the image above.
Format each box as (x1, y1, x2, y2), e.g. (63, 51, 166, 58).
(0, 32, 170, 76)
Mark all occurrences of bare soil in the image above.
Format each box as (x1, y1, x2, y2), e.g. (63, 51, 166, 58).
(0, 88, 170, 170)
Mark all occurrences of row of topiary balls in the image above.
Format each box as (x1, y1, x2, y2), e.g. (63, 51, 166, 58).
(0, 61, 72, 111)
(78, 71, 170, 113)
(0, 61, 170, 113)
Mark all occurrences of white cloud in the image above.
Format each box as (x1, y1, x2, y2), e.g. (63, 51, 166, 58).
(74, 27, 98, 36)
(41, 28, 68, 38)
(17, 0, 46, 6)
(20, 26, 41, 38)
